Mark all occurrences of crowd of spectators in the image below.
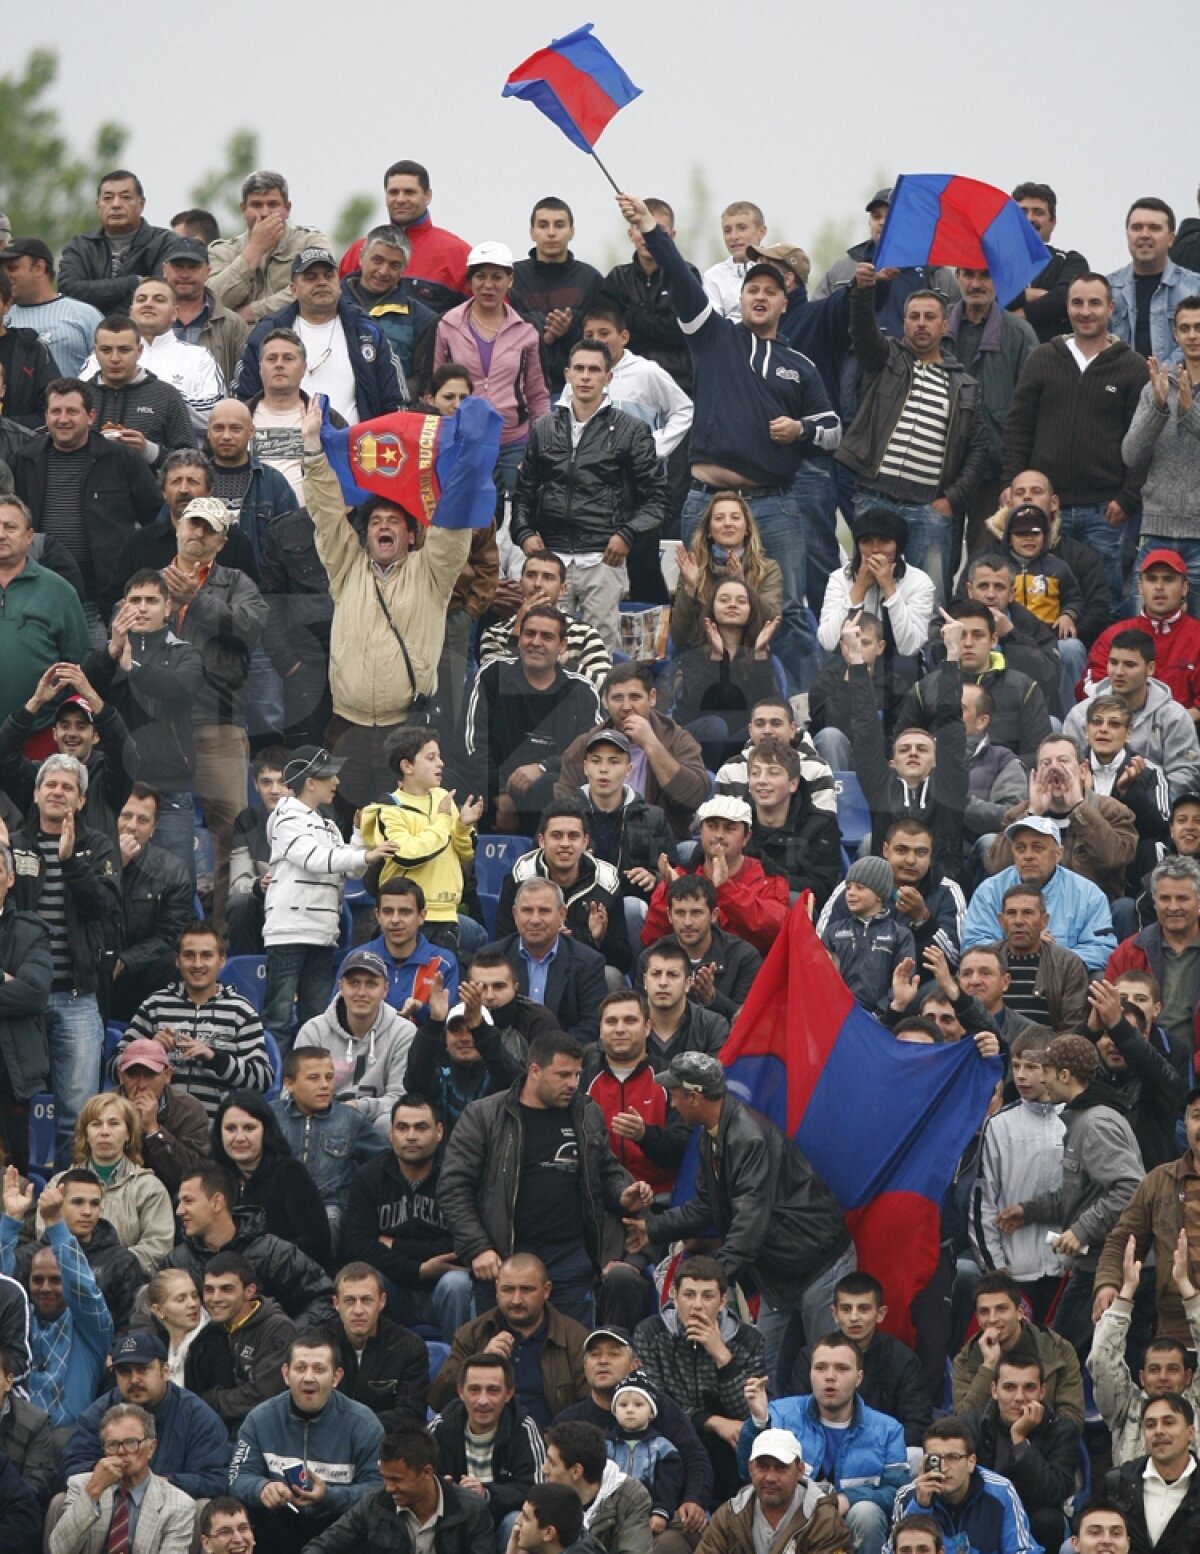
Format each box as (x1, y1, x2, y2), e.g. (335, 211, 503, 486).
(0, 159, 1199, 1554)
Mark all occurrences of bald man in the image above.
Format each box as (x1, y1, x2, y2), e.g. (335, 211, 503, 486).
(204, 398, 298, 557)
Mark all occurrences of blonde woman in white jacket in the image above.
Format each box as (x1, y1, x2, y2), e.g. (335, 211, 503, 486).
(147, 1268, 209, 1386)
(817, 505, 935, 659)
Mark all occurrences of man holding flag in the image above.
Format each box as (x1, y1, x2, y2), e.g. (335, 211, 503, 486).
(623, 1052, 854, 1391)
(298, 392, 500, 813)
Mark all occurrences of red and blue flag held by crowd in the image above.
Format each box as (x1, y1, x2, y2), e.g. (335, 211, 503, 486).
(502, 23, 642, 154)
(318, 394, 502, 529)
(678, 899, 1002, 1344)
(873, 174, 1051, 307)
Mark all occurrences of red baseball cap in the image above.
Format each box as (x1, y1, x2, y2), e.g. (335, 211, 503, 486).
(1140, 548, 1188, 576)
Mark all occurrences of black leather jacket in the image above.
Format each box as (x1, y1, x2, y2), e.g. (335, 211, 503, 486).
(58, 220, 174, 312)
(511, 402, 667, 554)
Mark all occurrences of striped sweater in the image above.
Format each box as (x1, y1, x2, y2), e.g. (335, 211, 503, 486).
(116, 983, 272, 1118)
(478, 614, 613, 690)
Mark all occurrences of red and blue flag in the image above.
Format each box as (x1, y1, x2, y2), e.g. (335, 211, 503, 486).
(873, 174, 1051, 307)
(319, 394, 501, 529)
(503, 23, 642, 153)
(685, 900, 1001, 1344)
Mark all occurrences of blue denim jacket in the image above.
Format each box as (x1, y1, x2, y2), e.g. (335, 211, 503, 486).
(1108, 258, 1200, 363)
(271, 1092, 388, 1209)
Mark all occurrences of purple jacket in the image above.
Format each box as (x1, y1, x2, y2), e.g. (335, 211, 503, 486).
(434, 301, 550, 447)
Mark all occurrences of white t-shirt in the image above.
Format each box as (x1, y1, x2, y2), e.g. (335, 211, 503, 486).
(297, 316, 359, 425)
(252, 402, 305, 501)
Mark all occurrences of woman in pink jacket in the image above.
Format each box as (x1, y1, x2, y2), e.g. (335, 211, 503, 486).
(434, 240, 550, 495)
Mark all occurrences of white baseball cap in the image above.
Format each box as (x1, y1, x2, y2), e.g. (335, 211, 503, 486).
(749, 1429, 805, 1466)
(467, 241, 514, 271)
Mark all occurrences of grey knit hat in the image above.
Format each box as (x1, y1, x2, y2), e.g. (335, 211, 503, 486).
(846, 855, 894, 902)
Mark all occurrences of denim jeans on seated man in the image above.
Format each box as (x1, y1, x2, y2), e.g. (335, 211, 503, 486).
(378, 1265, 474, 1340)
(1057, 635, 1088, 716)
(1061, 502, 1125, 613)
(682, 472, 821, 694)
(48, 991, 103, 1168)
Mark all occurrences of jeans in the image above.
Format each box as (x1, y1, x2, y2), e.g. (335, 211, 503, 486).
(47, 991, 103, 1168)
(797, 459, 841, 624)
(1051, 1265, 1095, 1359)
(1138, 535, 1200, 619)
(813, 726, 853, 771)
(855, 493, 953, 610)
(476, 1240, 595, 1328)
(383, 1267, 474, 1340)
(247, 646, 285, 742)
(683, 475, 818, 693)
(1057, 635, 1087, 718)
(1060, 503, 1124, 613)
(763, 1242, 857, 1393)
(263, 944, 336, 1040)
(846, 1503, 889, 1554)
(152, 789, 197, 895)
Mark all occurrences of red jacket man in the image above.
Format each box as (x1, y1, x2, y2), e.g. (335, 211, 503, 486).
(1083, 549, 1200, 706)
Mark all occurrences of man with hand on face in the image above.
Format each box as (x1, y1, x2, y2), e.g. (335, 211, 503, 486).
(557, 665, 709, 845)
(640, 797, 789, 960)
(959, 1355, 1079, 1552)
(890, 1417, 1039, 1554)
(1082, 700, 1171, 876)
(230, 1335, 384, 1554)
(961, 815, 1116, 972)
(115, 1038, 210, 1197)
(1082, 977, 1188, 1171)
(50, 1402, 196, 1554)
(1065, 630, 1200, 803)
(430, 1251, 588, 1425)
(952, 1272, 1084, 1430)
(210, 171, 333, 325)
(480, 551, 613, 692)
(633, 1256, 764, 1502)
(61, 1327, 230, 1498)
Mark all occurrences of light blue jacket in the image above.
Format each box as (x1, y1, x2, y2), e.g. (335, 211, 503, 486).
(1108, 258, 1200, 364)
(737, 1395, 908, 1511)
(961, 863, 1115, 972)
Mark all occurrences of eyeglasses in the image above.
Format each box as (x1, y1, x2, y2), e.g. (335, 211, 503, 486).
(931, 1451, 969, 1464)
(101, 1438, 147, 1454)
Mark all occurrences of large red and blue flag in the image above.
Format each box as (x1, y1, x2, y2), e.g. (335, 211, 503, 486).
(319, 394, 501, 529)
(503, 23, 642, 153)
(699, 900, 1002, 1344)
(873, 174, 1051, 307)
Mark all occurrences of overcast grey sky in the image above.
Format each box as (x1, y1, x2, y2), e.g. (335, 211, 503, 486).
(11, 0, 1199, 277)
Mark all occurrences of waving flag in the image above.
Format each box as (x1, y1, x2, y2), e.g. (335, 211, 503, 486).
(319, 395, 501, 529)
(503, 24, 642, 153)
(687, 900, 1001, 1344)
(873, 174, 1051, 306)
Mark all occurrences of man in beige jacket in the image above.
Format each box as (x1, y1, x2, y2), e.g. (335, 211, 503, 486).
(208, 171, 331, 323)
(299, 397, 470, 814)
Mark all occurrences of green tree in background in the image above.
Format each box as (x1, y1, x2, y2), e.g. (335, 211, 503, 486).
(0, 51, 128, 253)
(334, 194, 375, 251)
(189, 130, 260, 231)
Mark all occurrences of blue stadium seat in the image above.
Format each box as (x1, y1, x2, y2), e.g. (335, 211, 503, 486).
(104, 1022, 127, 1066)
(339, 901, 354, 950)
(833, 770, 872, 853)
(28, 1094, 55, 1173)
(220, 955, 268, 1012)
(263, 1030, 283, 1101)
(426, 1340, 450, 1380)
(475, 834, 533, 939)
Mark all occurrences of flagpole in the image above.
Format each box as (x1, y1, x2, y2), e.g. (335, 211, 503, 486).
(589, 148, 622, 194)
